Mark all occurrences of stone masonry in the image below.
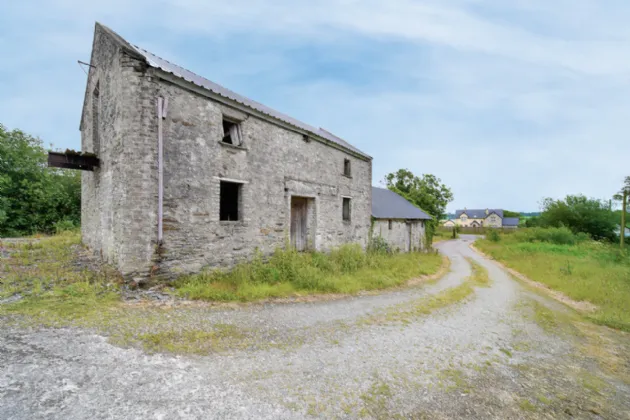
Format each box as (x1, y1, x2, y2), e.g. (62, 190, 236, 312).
(372, 220, 426, 252)
(80, 24, 372, 280)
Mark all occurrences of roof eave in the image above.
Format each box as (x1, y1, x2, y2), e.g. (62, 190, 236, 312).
(152, 68, 372, 161)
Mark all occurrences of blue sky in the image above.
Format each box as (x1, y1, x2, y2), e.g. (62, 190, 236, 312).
(1, 0, 629, 212)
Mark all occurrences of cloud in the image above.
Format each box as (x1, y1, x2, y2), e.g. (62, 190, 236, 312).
(1, 0, 629, 211)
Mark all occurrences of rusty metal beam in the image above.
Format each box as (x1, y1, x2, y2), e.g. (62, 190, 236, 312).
(47, 151, 100, 171)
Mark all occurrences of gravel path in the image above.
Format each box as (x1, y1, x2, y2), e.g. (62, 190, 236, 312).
(1, 236, 629, 419)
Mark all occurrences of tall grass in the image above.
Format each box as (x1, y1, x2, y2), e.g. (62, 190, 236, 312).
(173, 244, 443, 301)
(476, 229, 630, 332)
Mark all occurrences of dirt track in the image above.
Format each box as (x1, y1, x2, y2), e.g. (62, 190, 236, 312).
(1, 236, 629, 419)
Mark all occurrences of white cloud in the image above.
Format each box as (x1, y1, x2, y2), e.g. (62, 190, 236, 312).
(1, 0, 629, 211)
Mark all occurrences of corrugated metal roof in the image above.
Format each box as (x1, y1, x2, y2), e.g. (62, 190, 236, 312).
(117, 41, 371, 159)
(455, 209, 504, 219)
(372, 187, 432, 220)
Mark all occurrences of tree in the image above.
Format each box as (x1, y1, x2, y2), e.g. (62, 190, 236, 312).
(503, 210, 520, 218)
(384, 169, 454, 243)
(0, 124, 81, 236)
(539, 195, 617, 241)
(613, 176, 630, 249)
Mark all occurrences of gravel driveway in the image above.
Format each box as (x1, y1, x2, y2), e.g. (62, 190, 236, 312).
(1, 236, 629, 419)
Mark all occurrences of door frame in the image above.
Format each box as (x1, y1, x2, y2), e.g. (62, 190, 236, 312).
(290, 197, 308, 251)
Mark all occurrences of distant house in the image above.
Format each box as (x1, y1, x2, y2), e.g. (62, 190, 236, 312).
(371, 187, 432, 251)
(442, 220, 456, 228)
(442, 208, 519, 229)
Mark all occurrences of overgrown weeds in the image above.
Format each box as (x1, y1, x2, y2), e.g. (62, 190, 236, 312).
(173, 244, 443, 301)
(0, 231, 122, 325)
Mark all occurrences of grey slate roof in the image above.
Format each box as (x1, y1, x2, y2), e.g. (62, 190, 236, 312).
(455, 209, 504, 219)
(97, 24, 370, 159)
(502, 217, 519, 227)
(372, 187, 432, 220)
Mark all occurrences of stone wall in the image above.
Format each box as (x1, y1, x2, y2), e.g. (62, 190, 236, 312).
(81, 25, 159, 278)
(81, 25, 166, 279)
(81, 24, 372, 279)
(371, 219, 426, 252)
(484, 214, 502, 227)
(156, 78, 372, 275)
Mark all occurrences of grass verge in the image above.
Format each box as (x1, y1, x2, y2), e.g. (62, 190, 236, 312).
(476, 233, 630, 332)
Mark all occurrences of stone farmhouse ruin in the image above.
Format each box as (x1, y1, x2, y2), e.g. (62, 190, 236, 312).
(50, 23, 431, 280)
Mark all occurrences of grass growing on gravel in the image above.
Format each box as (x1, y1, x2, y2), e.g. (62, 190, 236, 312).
(0, 232, 122, 325)
(466, 258, 490, 287)
(137, 324, 249, 354)
(361, 258, 489, 325)
(173, 245, 444, 301)
(476, 229, 630, 332)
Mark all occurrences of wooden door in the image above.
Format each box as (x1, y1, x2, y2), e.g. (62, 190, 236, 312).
(407, 222, 413, 252)
(291, 197, 308, 251)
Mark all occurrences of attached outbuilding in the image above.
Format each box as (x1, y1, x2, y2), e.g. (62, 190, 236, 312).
(502, 217, 520, 229)
(371, 187, 432, 252)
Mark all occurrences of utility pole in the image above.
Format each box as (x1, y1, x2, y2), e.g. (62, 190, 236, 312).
(615, 176, 630, 251)
(622, 189, 628, 250)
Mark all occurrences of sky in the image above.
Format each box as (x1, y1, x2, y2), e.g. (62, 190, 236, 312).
(1, 1, 629, 212)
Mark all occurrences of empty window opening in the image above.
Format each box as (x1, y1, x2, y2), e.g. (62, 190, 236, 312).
(222, 118, 242, 146)
(343, 158, 351, 176)
(342, 197, 351, 221)
(92, 82, 100, 155)
(220, 181, 241, 221)
(388, 220, 393, 230)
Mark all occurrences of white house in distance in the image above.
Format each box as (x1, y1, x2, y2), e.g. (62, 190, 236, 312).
(443, 209, 519, 229)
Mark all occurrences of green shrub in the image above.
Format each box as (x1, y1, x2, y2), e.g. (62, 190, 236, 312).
(574, 232, 591, 243)
(368, 236, 392, 255)
(513, 227, 578, 245)
(539, 195, 617, 241)
(486, 229, 501, 242)
(0, 124, 81, 236)
(53, 219, 77, 234)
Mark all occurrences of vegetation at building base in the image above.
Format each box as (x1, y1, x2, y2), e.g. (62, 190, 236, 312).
(0, 124, 81, 236)
(174, 243, 443, 301)
(1, 231, 444, 324)
(383, 169, 454, 245)
(476, 228, 630, 332)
